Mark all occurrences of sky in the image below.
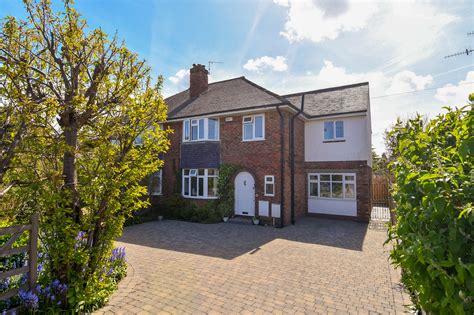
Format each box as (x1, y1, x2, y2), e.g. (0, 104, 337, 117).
(1, 0, 473, 154)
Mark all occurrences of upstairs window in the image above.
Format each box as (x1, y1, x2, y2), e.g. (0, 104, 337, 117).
(183, 118, 219, 142)
(243, 114, 265, 141)
(324, 120, 344, 140)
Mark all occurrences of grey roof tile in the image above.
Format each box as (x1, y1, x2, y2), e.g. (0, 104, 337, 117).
(284, 82, 369, 117)
(165, 77, 369, 119)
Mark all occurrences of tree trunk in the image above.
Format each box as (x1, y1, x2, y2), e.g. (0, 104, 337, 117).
(61, 113, 81, 223)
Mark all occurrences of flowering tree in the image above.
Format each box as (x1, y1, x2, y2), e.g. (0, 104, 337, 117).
(0, 0, 169, 311)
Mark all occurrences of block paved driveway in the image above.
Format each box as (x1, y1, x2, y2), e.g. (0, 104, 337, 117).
(96, 218, 409, 314)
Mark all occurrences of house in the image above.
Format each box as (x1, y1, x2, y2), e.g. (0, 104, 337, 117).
(149, 64, 372, 226)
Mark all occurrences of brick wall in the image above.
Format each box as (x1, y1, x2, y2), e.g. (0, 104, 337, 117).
(304, 160, 372, 221)
(161, 122, 182, 196)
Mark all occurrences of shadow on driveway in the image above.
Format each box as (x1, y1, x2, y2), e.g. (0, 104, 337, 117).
(118, 217, 368, 260)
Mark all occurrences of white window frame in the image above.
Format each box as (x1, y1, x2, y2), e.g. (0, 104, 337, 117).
(307, 173, 356, 200)
(242, 114, 265, 141)
(182, 168, 219, 199)
(264, 175, 275, 196)
(323, 120, 344, 141)
(183, 117, 220, 142)
(148, 170, 162, 196)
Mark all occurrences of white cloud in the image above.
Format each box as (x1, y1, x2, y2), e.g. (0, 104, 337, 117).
(386, 71, 433, 95)
(277, 0, 378, 42)
(243, 56, 288, 72)
(273, 0, 289, 7)
(169, 69, 188, 84)
(435, 71, 474, 106)
(370, 1, 459, 70)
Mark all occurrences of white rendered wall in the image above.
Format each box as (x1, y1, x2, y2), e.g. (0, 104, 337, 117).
(305, 114, 371, 164)
(308, 198, 357, 216)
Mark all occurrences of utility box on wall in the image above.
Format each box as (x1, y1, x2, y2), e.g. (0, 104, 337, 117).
(271, 204, 281, 218)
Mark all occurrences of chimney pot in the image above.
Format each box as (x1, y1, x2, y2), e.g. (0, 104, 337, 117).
(189, 64, 208, 98)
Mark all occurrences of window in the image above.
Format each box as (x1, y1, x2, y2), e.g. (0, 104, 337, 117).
(183, 118, 219, 142)
(308, 173, 356, 199)
(324, 120, 344, 140)
(242, 114, 265, 141)
(182, 168, 219, 199)
(148, 170, 162, 196)
(264, 176, 275, 196)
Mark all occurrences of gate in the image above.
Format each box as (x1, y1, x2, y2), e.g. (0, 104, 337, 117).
(0, 213, 39, 301)
(370, 175, 391, 228)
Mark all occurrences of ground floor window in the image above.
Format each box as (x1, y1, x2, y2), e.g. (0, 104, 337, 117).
(182, 168, 219, 199)
(264, 175, 274, 196)
(148, 170, 162, 196)
(308, 173, 356, 199)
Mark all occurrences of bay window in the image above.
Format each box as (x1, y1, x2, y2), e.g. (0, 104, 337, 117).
(308, 173, 356, 199)
(183, 117, 219, 142)
(243, 114, 265, 141)
(182, 168, 219, 199)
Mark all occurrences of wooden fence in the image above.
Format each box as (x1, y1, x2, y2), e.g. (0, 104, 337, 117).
(0, 213, 39, 301)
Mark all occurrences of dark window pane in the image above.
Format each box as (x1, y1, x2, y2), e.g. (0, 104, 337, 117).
(191, 177, 197, 196)
(332, 175, 343, 181)
(191, 125, 198, 140)
(198, 177, 204, 196)
(320, 175, 330, 181)
(332, 182, 343, 198)
(184, 177, 189, 195)
(208, 177, 218, 197)
(265, 183, 274, 195)
(184, 121, 190, 140)
(309, 182, 318, 197)
(320, 182, 331, 197)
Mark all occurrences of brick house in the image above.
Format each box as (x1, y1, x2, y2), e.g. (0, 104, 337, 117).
(149, 64, 372, 226)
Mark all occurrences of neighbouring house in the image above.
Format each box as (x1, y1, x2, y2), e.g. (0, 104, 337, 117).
(148, 64, 372, 226)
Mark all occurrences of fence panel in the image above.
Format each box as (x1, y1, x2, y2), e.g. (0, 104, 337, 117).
(0, 213, 39, 302)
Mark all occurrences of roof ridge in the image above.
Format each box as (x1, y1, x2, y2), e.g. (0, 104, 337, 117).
(240, 77, 292, 106)
(282, 81, 369, 97)
(208, 76, 245, 86)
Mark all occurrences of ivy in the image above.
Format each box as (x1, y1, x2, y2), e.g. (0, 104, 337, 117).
(387, 104, 473, 314)
(216, 164, 241, 217)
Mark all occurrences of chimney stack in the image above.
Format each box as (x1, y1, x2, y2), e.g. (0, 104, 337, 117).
(189, 64, 209, 98)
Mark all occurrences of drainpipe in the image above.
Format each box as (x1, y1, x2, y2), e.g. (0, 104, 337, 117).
(276, 105, 285, 228)
(289, 94, 305, 225)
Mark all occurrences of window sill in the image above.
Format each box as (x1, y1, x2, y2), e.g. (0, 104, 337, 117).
(242, 138, 265, 142)
(182, 196, 218, 200)
(263, 194, 275, 197)
(309, 196, 356, 200)
(323, 139, 345, 143)
(182, 139, 220, 143)
(150, 193, 162, 196)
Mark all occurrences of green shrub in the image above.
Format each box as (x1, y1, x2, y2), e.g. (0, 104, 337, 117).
(387, 105, 473, 314)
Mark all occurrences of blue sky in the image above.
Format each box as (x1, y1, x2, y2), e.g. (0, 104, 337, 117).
(1, 0, 473, 153)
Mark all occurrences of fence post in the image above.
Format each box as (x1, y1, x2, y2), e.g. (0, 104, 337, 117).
(28, 213, 39, 292)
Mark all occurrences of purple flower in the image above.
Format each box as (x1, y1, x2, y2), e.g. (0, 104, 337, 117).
(19, 289, 39, 310)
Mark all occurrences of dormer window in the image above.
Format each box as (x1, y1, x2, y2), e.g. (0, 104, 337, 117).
(324, 120, 344, 140)
(242, 114, 265, 141)
(183, 117, 219, 142)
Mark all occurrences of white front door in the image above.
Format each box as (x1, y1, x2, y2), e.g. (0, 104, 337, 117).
(234, 171, 255, 216)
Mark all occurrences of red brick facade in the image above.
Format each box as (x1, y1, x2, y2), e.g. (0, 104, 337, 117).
(156, 109, 372, 225)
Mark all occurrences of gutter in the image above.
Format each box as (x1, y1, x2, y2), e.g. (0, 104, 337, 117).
(276, 105, 285, 228)
(289, 94, 305, 225)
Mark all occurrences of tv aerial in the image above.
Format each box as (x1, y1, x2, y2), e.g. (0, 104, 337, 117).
(208, 61, 223, 75)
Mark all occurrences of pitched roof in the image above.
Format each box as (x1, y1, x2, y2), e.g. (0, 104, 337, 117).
(166, 77, 291, 119)
(284, 82, 369, 117)
(165, 77, 369, 120)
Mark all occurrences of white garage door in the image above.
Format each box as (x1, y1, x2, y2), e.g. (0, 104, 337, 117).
(307, 173, 357, 216)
